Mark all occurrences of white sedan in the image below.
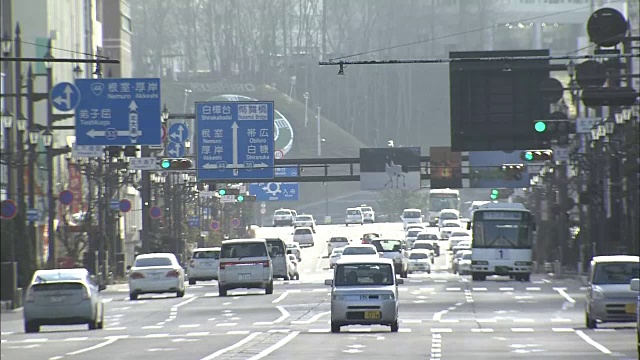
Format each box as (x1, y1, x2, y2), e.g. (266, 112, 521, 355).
(128, 253, 186, 300)
(329, 247, 345, 269)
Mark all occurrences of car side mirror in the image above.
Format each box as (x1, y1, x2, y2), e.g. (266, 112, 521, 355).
(396, 279, 404, 285)
(324, 279, 333, 286)
(466, 222, 471, 230)
(631, 278, 640, 291)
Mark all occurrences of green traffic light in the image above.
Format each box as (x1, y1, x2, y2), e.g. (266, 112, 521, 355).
(237, 195, 244, 202)
(524, 151, 534, 161)
(218, 189, 226, 196)
(534, 121, 546, 133)
(490, 193, 498, 200)
(160, 159, 171, 169)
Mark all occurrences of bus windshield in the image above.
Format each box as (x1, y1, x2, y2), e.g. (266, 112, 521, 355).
(473, 221, 532, 249)
(429, 196, 459, 213)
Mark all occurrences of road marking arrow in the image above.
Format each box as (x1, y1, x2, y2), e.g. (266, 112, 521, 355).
(231, 122, 239, 176)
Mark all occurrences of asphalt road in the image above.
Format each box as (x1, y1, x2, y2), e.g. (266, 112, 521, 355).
(1, 222, 637, 359)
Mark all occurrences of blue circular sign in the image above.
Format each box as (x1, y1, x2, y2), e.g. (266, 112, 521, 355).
(119, 199, 132, 213)
(1, 200, 17, 220)
(231, 218, 240, 227)
(50, 82, 81, 112)
(168, 123, 189, 144)
(59, 190, 74, 205)
(149, 206, 162, 219)
(210, 220, 220, 231)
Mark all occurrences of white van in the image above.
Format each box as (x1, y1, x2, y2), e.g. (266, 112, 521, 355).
(187, 247, 221, 285)
(345, 207, 364, 226)
(218, 239, 273, 296)
(401, 208, 422, 229)
(438, 209, 460, 228)
(265, 238, 290, 280)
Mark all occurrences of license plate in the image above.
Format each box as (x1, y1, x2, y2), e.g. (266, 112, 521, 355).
(50, 296, 66, 303)
(625, 303, 637, 314)
(238, 273, 251, 280)
(364, 311, 381, 320)
(495, 266, 509, 274)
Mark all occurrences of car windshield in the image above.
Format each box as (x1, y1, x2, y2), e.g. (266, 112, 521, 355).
(331, 237, 348, 243)
(407, 230, 421, 237)
(335, 263, 394, 286)
(451, 232, 468, 237)
(295, 228, 312, 235)
(456, 241, 471, 247)
(417, 233, 438, 240)
(135, 257, 173, 267)
(221, 243, 268, 258)
(409, 252, 429, 260)
(371, 240, 403, 253)
(413, 243, 433, 250)
(473, 221, 532, 248)
(347, 209, 360, 215)
(592, 262, 640, 285)
(440, 212, 458, 220)
(342, 246, 376, 255)
(361, 207, 373, 212)
(403, 211, 421, 218)
(193, 250, 220, 259)
(297, 216, 312, 221)
(33, 271, 85, 283)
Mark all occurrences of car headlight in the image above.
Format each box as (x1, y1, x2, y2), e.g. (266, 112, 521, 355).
(592, 288, 606, 300)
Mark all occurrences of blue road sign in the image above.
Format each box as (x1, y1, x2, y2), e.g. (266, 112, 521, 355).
(169, 123, 190, 144)
(167, 141, 186, 158)
(249, 182, 299, 201)
(0, 200, 17, 219)
(50, 82, 81, 112)
(110, 199, 120, 210)
(210, 220, 220, 231)
(119, 199, 132, 213)
(26, 209, 40, 222)
(468, 150, 530, 189)
(275, 166, 298, 177)
(150, 206, 162, 219)
(75, 78, 161, 146)
(59, 190, 74, 205)
(231, 218, 240, 227)
(196, 101, 274, 180)
(187, 216, 200, 228)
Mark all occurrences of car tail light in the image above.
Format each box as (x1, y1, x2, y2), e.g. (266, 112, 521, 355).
(166, 269, 180, 278)
(220, 262, 230, 269)
(25, 287, 34, 302)
(189, 260, 195, 268)
(130, 272, 145, 279)
(82, 285, 91, 299)
(261, 260, 271, 268)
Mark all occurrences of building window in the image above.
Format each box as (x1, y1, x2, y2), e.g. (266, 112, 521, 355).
(122, 15, 132, 33)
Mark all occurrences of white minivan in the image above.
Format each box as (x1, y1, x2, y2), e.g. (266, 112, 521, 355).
(265, 238, 291, 280)
(218, 239, 274, 296)
(345, 207, 364, 226)
(401, 208, 422, 230)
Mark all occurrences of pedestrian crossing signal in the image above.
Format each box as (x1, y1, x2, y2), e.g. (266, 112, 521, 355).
(159, 158, 193, 170)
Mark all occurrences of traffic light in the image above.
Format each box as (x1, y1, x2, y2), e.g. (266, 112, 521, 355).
(490, 189, 499, 200)
(243, 195, 257, 202)
(520, 150, 553, 162)
(217, 188, 239, 196)
(498, 163, 525, 180)
(533, 111, 572, 145)
(159, 158, 193, 170)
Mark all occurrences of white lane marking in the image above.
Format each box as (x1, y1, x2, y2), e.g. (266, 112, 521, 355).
(105, 326, 127, 331)
(315, 257, 323, 272)
(254, 306, 290, 325)
(511, 328, 534, 332)
(552, 328, 575, 332)
(526, 287, 541, 291)
(1, 332, 14, 335)
(348, 328, 371, 332)
(513, 318, 535, 323)
(398, 328, 412, 332)
(471, 328, 494, 333)
(430, 328, 453, 333)
(66, 337, 119, 355)
(308, 328, 330, 333)
(472, 287, 487, 291)
(433, 310, 448, 321)
(49, 356, 63, 360)
(272, 291, 289, 304)
(434, 279, 447, 283)
(227, 330, 250, 335)
(172, 296, 198, 310)
(216, 323, 238, 327)
(575, 330, 612, 354)
(455, 302, 464, 306)
(499, 287, 514, 291)
(179, 324, 201, 328)
(445, 287, 461, 291)
(204, 293, 218, 297)
(143, 325, 163, 329)
(290, 311, 331, 324)
(186, 332, 210, 336)
(553, 287, 576, 303)
(144, 334, 170, 338)
(541, 279, 551, 283)
(102, 298, 113, 303)
(24, 338, 48, 342)
(551, 318, 572, 323)
(64, 337, 89, 341)
(401, 319, 422, 324)
(200, 332, 262, 360)
(312, 288, 327, 292)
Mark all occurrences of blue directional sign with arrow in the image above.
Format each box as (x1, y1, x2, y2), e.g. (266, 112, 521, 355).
(50, 82, 81, 112)
(249, 182, 299, 201)
(167, 122, 189, 158)
(74, 78, 162, 146)
(167, 142, 185, 158)
(196, 101, 274, 180)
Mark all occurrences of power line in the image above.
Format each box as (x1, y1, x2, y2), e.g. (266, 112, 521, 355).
(18, 40, 109, 59)
(330, 0, 623, 61)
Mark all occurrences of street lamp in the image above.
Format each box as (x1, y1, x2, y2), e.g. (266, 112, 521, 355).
(303, 92, 309, 127)
(16, 115, 27, 133)
(43, 44, 54, 70)
(2, 110, 14, 129)
(42, 130, 53, 147)
(1, 31, 11, 56)
(73, 64, 83, 79)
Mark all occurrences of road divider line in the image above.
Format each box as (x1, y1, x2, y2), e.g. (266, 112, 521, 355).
(290, 311, 331, 324)
(254, 306, 290, 325)
(272, 291, 289, 304)
(66, 337, 119, 355)
(172, 296, 198, 310)
(200, 332, 262, 360)
(553, 288, 575, 303)
(575, 330, 612, 354)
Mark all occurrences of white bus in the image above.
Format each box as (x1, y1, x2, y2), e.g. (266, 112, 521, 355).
(427, 189, 460, 226)
(468, 202, 535, 282)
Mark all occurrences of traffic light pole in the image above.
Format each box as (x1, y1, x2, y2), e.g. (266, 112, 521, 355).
(140, 146, 152, 254)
